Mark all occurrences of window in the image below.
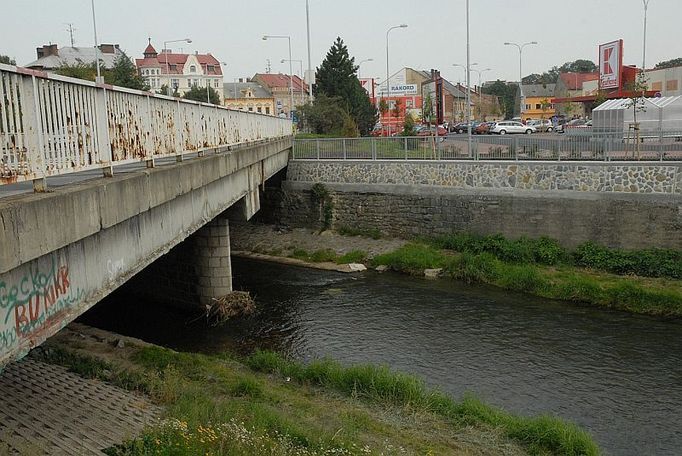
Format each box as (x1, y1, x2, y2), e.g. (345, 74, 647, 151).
(248, 106, 253, 112)
(257, 107, 262, 113)
(190, 65, 196, 73)
(525, 104, 531, 110)
(207, 65, 214, 73)
(214, 80, 219, 88)
(188, 79, 192, 87)
(535, 103, 541, 110)
(666, 80, 679, 91)
(265, 107, 271, 114)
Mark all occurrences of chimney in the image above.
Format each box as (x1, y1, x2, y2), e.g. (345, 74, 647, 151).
(99, 44, 116, 54)
(37, 44, 59, 59)
(239, 78, 243, 83)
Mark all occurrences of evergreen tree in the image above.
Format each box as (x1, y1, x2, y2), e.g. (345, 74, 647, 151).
(315, 37, 377, 135)
(0, 55, 16, 65)
(183, 85, 221, 105)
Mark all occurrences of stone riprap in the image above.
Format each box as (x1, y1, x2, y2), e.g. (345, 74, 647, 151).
(286, 161, 681, 194)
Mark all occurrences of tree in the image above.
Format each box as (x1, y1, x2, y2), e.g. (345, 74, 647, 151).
(401, 112, 416, 136)
(315, 37, 377, 135)
(392, 99, 402, 119)
(482, 80, 516, 119)
(56, 62, 98, 81)
(654, 58, 682, 70)
(422, 92, 434, 124)
(158, 84, 180, 97)
(0, 55, 16, 65)
(379, 99, 388, 117)
(183, 84, 221, 105)
(108, 52, 148, 90)
(540, 98, 551, 119)
(522, 60, 598, 85)
(298, 94, 351, 136)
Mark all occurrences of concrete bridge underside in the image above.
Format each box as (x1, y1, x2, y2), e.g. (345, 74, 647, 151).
(0, 138, 291, 367)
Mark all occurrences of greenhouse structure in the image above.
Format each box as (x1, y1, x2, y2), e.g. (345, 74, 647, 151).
(592, 96, 682, 136)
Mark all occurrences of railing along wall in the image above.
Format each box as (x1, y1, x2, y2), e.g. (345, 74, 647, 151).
(293, 134, 682, 162)
(0, 63, 292, 190)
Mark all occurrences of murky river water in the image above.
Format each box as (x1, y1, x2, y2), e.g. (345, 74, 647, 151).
(81, 258, 682, 455)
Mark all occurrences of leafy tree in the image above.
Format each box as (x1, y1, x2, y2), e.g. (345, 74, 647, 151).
(56, 62, 98, 80)
(108, 52, 147, 90)
(482, 80, 516, 119)
(315, 37, 377, 135)
(0, 55, 16, 65)
(392, 99, 402, 119)
(654, 58, 682, 70)
(183, 84, 221, 105)
(378, 99, 388, 117)
(422, 92, 434, 123)
(298, 94, 350, 135)
(401, 112, 416, 136)
(540, 98, 551, 119)
(522, 60, 598, 85)
(158, 84, 180, 97)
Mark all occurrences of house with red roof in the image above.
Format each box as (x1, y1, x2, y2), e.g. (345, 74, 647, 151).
(251, 73, 309, 117)
(135, 40, 224, 101)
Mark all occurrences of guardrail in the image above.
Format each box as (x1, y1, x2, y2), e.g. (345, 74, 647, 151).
(0, 63, 292, 190)
(293, 134, 682, 162)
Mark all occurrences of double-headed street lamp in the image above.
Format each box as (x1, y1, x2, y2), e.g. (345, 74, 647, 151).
(471, 67, 492, 118)
(385, 24, 408, 136)
(263, 35, 294, 118)
(504, 41, 538, 118)
(164, 38, 192, 96)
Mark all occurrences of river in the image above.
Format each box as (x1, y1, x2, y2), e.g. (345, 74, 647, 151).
(80, 258, 682, 455)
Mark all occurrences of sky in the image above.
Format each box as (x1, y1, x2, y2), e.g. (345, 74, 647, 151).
(2, 0, 681, 86)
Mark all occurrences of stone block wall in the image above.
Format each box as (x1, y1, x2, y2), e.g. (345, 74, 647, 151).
(286, 161, 682, 194)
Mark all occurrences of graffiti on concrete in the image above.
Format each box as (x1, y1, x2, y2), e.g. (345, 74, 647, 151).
(0, 259, 84, 350)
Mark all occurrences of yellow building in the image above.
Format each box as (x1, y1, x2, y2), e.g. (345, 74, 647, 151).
(520, 84, 557, 119)
(223, 80, 276, 115)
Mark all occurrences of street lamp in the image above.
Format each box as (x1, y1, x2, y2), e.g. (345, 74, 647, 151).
(642, 0, 652, 73)
(452, 62, 477, 85)
(504, 41, 538, 118)
(471, 67, 491, 118)
(357, 58, 374, 78)
(386, 24, 408, 136)
(305, 0, 313, 101)
(282, 59, 304, 102)
(90, 0, 102, 83)
(164, 38, 192, 96)
(264, 35, 294, 119)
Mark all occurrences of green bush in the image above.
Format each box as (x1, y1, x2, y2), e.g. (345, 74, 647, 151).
(336, 250, 368, 264)
(574, 241, 682, 279)
(372, 243, 446, 273)
(497, 264, 547, 293)
(310, 249, 338, 263)
(446, 252, 500, 284)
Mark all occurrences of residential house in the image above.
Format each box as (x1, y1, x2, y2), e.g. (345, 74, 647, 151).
(517, 84, 557, 119)
(135, 41, 224, 99)
(224, 79, 275, 115)
(25, 43, 124, 71)
(251, 73, 308, 118)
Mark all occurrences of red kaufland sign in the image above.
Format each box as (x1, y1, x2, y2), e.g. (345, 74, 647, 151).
(599, 40, 623, 90)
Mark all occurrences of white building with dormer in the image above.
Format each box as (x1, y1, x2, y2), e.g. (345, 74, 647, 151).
(135, 40, 223, 101)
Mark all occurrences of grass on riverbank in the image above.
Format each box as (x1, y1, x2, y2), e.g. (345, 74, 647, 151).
(372, 244, 682, 316)
(36, 332, 599, 456)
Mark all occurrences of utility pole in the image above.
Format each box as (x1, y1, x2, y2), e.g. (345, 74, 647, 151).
(65, 23, 76, 47)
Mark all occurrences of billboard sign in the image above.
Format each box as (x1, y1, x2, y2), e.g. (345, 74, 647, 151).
(599, 40, 623, 90)
(359, 78, 375, 98)
(389, 84, 418, 96)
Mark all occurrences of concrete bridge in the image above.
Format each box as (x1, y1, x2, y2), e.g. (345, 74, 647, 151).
(0, 64, 292, 368)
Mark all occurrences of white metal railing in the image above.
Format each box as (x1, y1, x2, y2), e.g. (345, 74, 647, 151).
(0, 63, 292, 189)
(293, 134, 682, 162)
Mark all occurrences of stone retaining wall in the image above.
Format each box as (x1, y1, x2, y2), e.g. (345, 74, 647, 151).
(286, 161, 682, 194)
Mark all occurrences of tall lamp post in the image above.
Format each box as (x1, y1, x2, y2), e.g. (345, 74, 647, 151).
(357, 58, 374, 79)
(642, 0, 651, 73)
(504, 41, 537, 119)
(90, 0, 103, 83)
(452, 63, 477, 124)
(282, 59, 304, 101)
(163, 38, 192, 96)
(263, 35, 294, 118)
(471, 67, 491, 118)
(305, 0, 313, 101)
(385, 24, 408, 136)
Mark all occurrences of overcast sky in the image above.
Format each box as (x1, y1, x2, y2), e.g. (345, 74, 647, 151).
(2, 0, 680, 85)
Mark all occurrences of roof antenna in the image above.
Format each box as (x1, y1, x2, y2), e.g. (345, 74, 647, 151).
(266, 59, 271, 74)
(65, 23, 76, 47)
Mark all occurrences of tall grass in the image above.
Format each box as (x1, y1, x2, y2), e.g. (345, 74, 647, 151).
(246, 350, 600, 456)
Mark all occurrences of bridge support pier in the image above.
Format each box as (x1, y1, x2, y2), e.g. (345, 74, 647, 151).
(193, 216, 233, 307)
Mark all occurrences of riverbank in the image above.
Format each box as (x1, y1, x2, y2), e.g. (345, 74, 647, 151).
(36, 323, 597, 455)
(230, 223, 682, 317)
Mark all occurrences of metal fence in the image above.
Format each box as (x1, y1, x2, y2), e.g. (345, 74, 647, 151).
(293, 133, 682, 162)
(0, 63, 292, 189)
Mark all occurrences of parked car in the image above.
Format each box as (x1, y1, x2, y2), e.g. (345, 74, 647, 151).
(556, 118, 589, 134)
(475, 122, 493, 135)
(416, 125, 448, 137)
(527, 119, 554, 133)
(490, 121, 536, 135)
(451, 122, 478, 134)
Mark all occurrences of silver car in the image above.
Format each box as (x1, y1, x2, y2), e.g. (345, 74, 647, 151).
(490, 121, 536, 135)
